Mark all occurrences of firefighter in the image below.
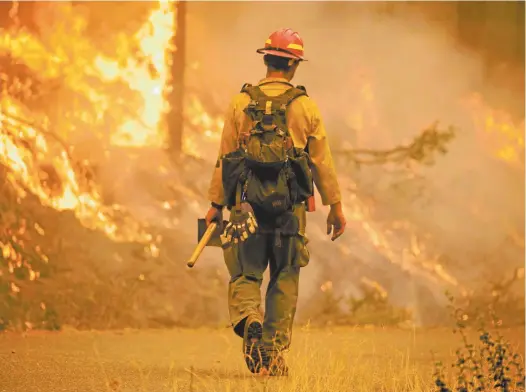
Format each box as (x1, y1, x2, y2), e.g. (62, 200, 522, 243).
(205, 28, 346, 376)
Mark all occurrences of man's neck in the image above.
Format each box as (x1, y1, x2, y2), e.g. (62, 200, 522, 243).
(266, 70, 290, 80)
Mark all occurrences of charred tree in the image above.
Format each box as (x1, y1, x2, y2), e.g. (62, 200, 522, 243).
(167, 0, 186, 158)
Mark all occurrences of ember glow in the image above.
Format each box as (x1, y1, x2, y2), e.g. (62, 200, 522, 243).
(465, 93, 525, 168)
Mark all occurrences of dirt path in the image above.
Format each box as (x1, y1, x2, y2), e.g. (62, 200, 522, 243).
(1, 327, 524, 392)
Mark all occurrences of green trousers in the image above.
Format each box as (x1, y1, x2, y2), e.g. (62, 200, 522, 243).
(222, 206, 310, 352)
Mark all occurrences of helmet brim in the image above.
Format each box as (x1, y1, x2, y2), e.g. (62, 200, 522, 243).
(256, 48, 306, 61)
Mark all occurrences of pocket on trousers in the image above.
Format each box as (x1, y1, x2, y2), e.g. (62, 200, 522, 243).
(294, 234, 310, 268)
(222, 242, 242, 280)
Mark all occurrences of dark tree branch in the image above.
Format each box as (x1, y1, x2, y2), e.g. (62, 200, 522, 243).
(334, 123, 456, 167)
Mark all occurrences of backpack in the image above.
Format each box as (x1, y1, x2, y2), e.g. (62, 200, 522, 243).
(220, 82, 314, 221)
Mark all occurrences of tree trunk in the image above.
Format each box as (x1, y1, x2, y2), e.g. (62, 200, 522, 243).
(167, 0, 186, 158)
(514, 1, 525, 67)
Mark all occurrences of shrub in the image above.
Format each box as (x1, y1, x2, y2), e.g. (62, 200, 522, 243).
(433, 292, 525, 392)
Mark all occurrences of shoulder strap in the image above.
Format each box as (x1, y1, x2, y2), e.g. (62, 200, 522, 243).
(240, 83, 307, 106)
(258, 80, 294, 88)
(278, 86, 308, 107)
(240, 83, 252, 92)
(240, 84, 268, 103)
(296, 85, 307, 94)
(239, 84, 308, 130)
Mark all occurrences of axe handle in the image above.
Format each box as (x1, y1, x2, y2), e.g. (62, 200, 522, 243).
(187, 222, 218, 268)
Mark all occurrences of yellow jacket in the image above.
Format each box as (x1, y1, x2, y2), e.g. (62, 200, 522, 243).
(208, 77, 341, 207)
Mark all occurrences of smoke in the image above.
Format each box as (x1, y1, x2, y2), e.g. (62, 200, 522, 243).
(8, 1, 521, 327)
(186, 2, 524, 324)
(187, 2, 491, 139)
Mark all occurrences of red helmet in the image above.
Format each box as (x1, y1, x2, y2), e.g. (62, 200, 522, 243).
(256, 28, 306, 61)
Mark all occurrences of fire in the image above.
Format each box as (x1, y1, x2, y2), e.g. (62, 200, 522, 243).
(95, 0, 175, 147)
(345, 191, 458, 287)
(186, 95, 224, 138)
(465, 93, 525, 168)
(0, 1, 186, 242)
(0, 99, 147, 242)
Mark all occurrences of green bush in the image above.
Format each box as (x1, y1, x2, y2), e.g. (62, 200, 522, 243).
(434, 292, 525, 392)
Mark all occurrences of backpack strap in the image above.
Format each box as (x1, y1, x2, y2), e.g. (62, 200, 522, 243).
(257, 80, 294, 88)
(240, 83, 307, 105)
(240, 84, 268, 104)
(240, 83, 253, 92)
(269, 86, 308, 135)
(295, 85, 307, 93)
(240, 84, 307, 115)
(277, 85, 308, 107)
(240, 84, 272, 123)
(240, 83, 308, 136)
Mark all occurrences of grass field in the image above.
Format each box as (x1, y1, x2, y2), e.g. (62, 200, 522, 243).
(2, 325, 524, 392)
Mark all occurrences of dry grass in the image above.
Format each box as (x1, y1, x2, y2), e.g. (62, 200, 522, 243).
(162, 327, 524, 392)
(4, 325, 523, 392)
(179, 329, 433, 392)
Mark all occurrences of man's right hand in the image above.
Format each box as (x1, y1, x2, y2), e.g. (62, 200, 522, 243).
(205, 204, 223, 230)
(326, 202, 346, 241)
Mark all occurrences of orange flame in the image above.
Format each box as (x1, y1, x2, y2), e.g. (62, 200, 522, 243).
(0, 2, 184, 242)
(465, 93, 525, 168)
(95, 0, 175, 147)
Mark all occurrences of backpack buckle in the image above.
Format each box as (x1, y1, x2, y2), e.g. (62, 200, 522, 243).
(262, 114, 274, 125)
